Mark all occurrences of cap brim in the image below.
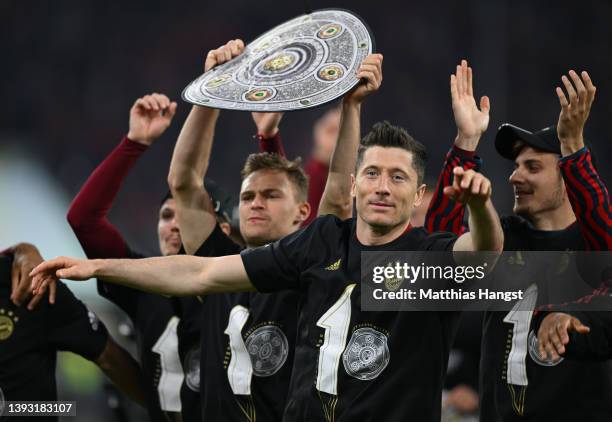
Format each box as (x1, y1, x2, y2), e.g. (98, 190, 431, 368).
(495, 124, 545, 160)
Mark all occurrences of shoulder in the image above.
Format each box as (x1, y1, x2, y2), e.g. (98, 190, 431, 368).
(409, 226, 457, 251)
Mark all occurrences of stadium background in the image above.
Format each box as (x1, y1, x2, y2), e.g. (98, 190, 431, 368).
(2, 1, 611, 420)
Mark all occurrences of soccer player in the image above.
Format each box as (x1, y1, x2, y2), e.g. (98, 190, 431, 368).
(0, 244, 145, 420)
(425, 60, 612, 421)
(31, 118, 503, 421)
(167, 38, 382, 420)
(54, 90, 287, 421)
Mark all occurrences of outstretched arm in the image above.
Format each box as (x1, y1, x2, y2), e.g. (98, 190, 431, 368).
(168, 40, 244, 254)
(31, 254, 253, 297)
(318, 54, 383, 219)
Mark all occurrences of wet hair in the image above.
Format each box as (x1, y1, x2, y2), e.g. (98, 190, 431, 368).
(355, 121, 427, 185)
(241, 153, 309, 202)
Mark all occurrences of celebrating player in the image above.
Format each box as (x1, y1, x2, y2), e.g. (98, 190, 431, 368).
(0, 244, 146, 415)
(426, 60, 612, 421)
(167, 38, 383, 420)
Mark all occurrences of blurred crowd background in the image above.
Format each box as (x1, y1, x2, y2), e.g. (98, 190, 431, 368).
(2, 1, 611, 420)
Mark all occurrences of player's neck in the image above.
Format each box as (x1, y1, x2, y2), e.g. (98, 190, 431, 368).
(524, 201, 576, 231)
(356, 217, 411, 246)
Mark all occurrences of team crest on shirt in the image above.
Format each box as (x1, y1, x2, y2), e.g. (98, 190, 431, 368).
(528, 330, 563, 366)
(87, 311, 100, 331)
(384, 261, 405, 291)
(0, 308, 18, 341)
(184, 346, 201, 392)
(245, 325, 289, 377)
(342, 327, 390, 380)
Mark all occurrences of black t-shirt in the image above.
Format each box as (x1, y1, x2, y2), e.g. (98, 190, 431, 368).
(479, 215, 612, 422)
(97, 249, 182, 422)
(172, 288, 204, 422)
(241, 215, 458, 422)
(195, 224, 298, 421)
(0, 255, 108, 422)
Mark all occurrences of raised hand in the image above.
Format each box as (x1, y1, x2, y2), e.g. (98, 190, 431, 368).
(450, 59, 490, 151)
(204, 39, 245, 72)
(537, 312, 591, 362)
(556, 70, 596, 156)
(444, 167, 491, 209)
(251, 112, 284, 138)
(9, 243, 56, 310)
(127, 93, 177, 146)
(344, 53, 383, 105)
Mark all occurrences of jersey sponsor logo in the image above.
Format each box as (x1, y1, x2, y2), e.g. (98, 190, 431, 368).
(245, 325, 289, 377)
(325, 259, 341, 271)
(87, 311, 100, 331)
(342, 327, 390, 381)
(0, 308, 18, 341)
(527, 330, 563, 366)
(184, 346, 201, 392)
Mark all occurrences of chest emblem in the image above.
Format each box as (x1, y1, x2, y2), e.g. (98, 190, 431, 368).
(342, 327, 390, 380)
(245, 325, 289, 377)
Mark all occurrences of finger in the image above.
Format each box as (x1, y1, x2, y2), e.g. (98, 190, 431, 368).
(150, 93, 165, 110)
(467, 66, 473, 97)
(14, 269, 32, 306)
(452, 167, 464, 191)
(551, 324, 566, 355)
(30, 257, 67, 277)
(223, 45, 232, 63)
(167, 102, 178, 119)
(470, 175, 483, 195)
(460, 170, 475, 190)
(480, 179, 491, 197)
(204, 50, 217, 71)
(538, 330, 548, 359)
(570, 317, 591, 334)
(136, 97, 152, 111)
(450, 75, 458, 101)
(142, 95, 156, 110)
(227, 40, 240, 57)
(443, 186, 458, 201)
(556, 87, 569, 110)
(27, 289, 44, 311)
(357, 70, 376, 86)
(544, 336, 560, 361)
(480, 96, 490, 114)
(10, 266, 21, 304)
(157, 94, 171, 109)
(568, 70, 586, 105)
(461, 60, 469, 96)
(456, 65, 464, 97)
(561, 75, 578, 105)
(581, 71, 596, 106)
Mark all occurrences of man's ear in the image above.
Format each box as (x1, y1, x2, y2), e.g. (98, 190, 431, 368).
(219, 222, 232, 236)
(413, 183, 427, 208)
(350, 174, 356, 198)
(294, 201, 311, 225)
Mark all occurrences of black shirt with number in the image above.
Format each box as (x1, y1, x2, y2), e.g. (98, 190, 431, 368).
(479, 215, 612, 422)
(0, 255, 108, 422)
(241, 215, 458, 422)
(194, 224, 298, 421)
(97, 249, 183, 422)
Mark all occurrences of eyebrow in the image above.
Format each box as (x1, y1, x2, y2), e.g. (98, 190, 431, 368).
(363, 165, 410, 175)
(241, 188, 284, 196)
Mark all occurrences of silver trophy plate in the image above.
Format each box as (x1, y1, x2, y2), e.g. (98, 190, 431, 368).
(182, 9, 374, 111)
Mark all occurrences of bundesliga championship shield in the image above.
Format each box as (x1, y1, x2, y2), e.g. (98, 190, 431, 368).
(182, 9, 374, 111)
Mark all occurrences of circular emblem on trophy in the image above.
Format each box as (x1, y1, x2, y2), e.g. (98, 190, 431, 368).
(184, 346, 201, 392)
(342, 327, 390, 380)
(183, 9, 374, 111)
(245, 325, 288, 377)
(528, 330, 564, 367)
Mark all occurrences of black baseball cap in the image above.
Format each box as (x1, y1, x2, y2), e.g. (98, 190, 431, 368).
(495, 124, 560, 160)
(159, 178, 235, 223)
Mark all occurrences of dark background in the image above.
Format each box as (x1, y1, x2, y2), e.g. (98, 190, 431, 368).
(3, 0, 611, 254)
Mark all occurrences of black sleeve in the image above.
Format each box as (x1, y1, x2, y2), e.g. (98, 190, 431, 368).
(241, 215, 335, 293)
(47, 282, 109, 361)
(421, 231, 458, 251)
(193, 224, 242, 257)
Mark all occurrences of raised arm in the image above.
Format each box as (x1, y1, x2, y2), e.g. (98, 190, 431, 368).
(425, 60, 488, 234)
(555, 70, 612, 250)
(318, 54, 383, 219)
(167, 40, 244, 254)
(68, 93, 176, 259)
(31, 254, 253, 297)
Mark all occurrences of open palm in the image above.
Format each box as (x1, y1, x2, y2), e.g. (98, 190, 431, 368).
(451, 60, 490, 143)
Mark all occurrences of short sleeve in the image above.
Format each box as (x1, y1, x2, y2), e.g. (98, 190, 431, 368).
(47, 282, 109, 360)
(241, 215, 336, 293)
(193, 224, 242, 257)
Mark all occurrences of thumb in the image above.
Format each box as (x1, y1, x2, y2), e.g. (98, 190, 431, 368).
(480, 96, 490, 114)
(571, 317, 590, 334)
(443, 186, 458, 200)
